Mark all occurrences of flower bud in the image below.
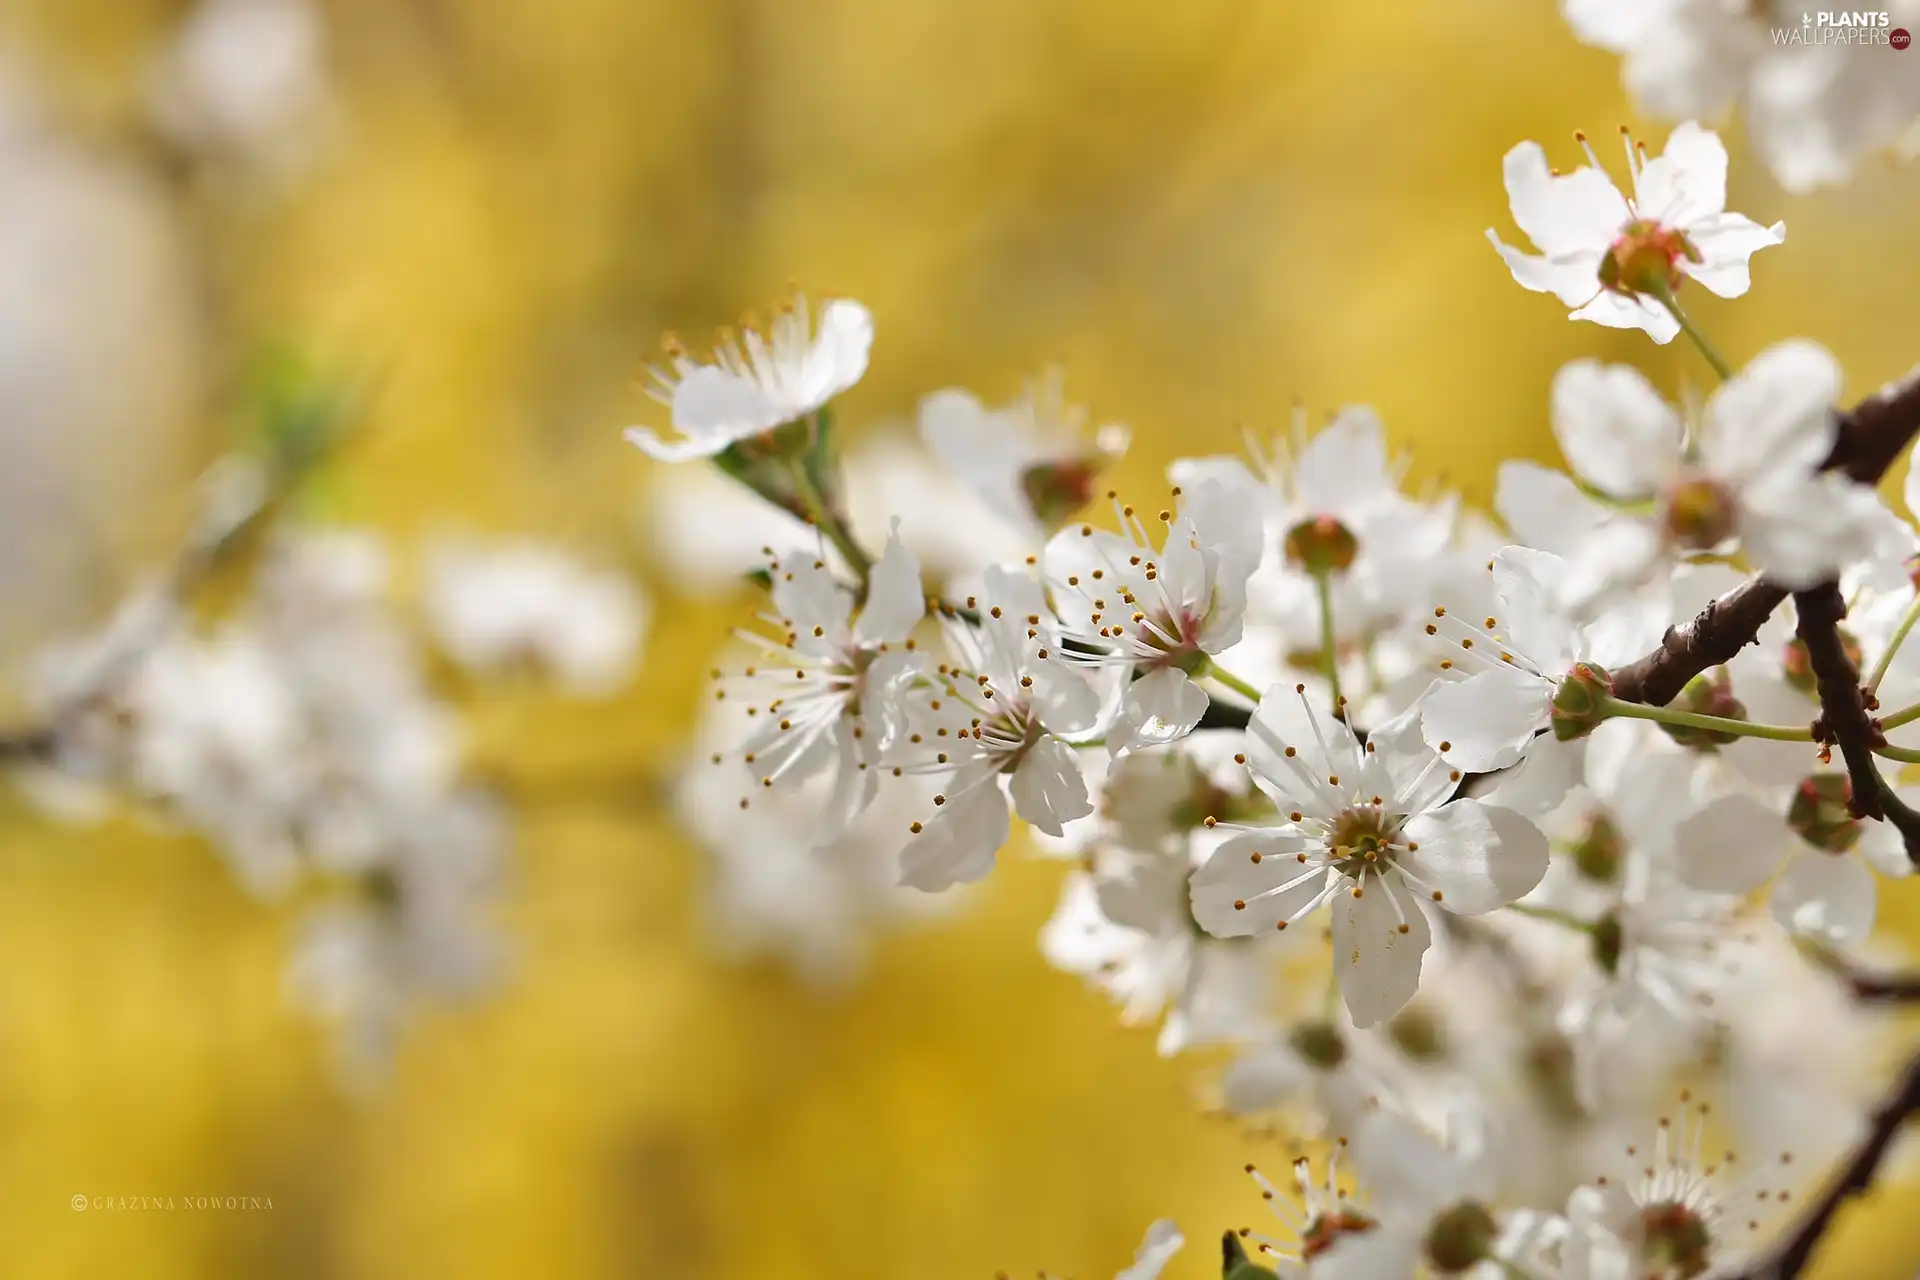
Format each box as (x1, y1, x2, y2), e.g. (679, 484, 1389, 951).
(1386, 1006, 1447, 1063)
(1788, 773, 1862, 853)
(1287, 1020, 1348, 1070)
(1571, 812, 1624, 884)
(1551, 663, 1613, 741)
(1423, 1201, 1500, 1274)
(1658, 671, 1748, 751)
(1591, 911, 1625, 978)
(1283, 515, 1359, 574)
(1783, 630, 1862, 697)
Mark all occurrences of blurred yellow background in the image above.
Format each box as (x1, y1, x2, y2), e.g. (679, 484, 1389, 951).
(2, 0, 1919, 1276)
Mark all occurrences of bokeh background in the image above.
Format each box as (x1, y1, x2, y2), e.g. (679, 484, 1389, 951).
(2, 1, 1919, 1276)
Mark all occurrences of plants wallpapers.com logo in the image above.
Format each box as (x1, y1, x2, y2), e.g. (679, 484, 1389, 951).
(1772, 10, 1912, 44)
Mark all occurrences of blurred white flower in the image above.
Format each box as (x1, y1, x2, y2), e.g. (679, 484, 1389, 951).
(146, 0, 334, 176)
(424, 537, 647, 696)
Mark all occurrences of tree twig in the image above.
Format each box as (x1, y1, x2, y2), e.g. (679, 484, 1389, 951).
(1791, 583, 1887, 821)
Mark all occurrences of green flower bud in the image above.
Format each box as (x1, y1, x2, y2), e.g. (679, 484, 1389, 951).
(1423, 1201, 1501, 1274)
(1658, 671, 1748, 751)
(1570, 812, 1625, 884)
(1591, 911, 1625, 978)
(1287, 1020, 1348, 1070)
(1788, 773, 1862, 853)
(1551, 663, 1614, 741)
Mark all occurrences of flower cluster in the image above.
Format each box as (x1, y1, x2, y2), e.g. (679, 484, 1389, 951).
(16, 449, 646, 1086)
(642, 117, 1920, 1277)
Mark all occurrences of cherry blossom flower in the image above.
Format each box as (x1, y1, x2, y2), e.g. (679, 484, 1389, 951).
(894, 567, 1102, 891)
(1190, 688, 1547, 1027)
(1487, 121, 1784, 342)
(716, 527, 927, 843)
(423, 537, 646, 695)
(1419, 546, 1664, 816)
(1527, 345, 1897, 610)
(1044, 479, 1264, 758)
(917, 369, 1129, 543)
(624, 295, 873, 462)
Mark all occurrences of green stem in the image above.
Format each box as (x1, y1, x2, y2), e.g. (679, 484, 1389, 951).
(1203, 660, 1264, 705)
(1873, 743, 1920, 765)
(1504, 902, 1594, 933)
(1312, 567, 1343, 713)
(1597, 695, 1812, 742)
(788, 459, 873, 582)
(1651, 284, 1733, 382)
(1879, 701, 1920, 732)
(1866, 593, 1920, 696)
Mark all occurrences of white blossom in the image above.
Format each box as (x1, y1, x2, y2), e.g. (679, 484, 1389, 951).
(1488, 121, 1783, 342)
(625, 296, 873, 462)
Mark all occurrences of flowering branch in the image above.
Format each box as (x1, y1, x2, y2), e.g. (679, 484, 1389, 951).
(1721, 1047, 1920, 1280)
(1608, 366, 1920, 709)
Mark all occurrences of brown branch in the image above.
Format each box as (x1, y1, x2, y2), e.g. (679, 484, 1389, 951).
(1845, 966, 1920, 1005)
(1608, 580, 1790, 706)
(1724, 1046, 1920, 1280)
(1792, 583, 1886, 821)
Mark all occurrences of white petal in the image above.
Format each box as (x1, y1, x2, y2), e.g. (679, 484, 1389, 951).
(1682, 213, 1786, 299)
(1026, 660, 1104, 736)
(1907, 435, 1920, 525)
(771, 552, 854, 649)
(1635, 120, 1730, 226)
(796, 299, 875, 406)
(854, 522, 926, 645)
(1219, 1043, 1308, 1114)
(1310, 1229, 1423, 1280)
(671, 364, 786, 437)
(1673, 794, 1791, 895)
(1420, 666, 1553, 773)
(815, 718, 879, 844)
(1399, 800, 1549, 914)
(1700, 339, 1841, 485)
(1499, 142, 1630, 257)
(1109, 668, 1209, 758)
(1352, 1110, 1470, 1219)
(1549, 360, 1683, 499)
(1364, 695, 1457, 816)
(1117, 1220, 1185, 1280)
(1245, 682, 1359, 815)
(1188, 830, 1325, 937)
(898, 783, 1010, 892)
(1738, 474, 1889, 590)
(1493, 545, 1581, 672)
(1495, 461, 1610, 557)
(1771, 848, 1877, 946)
(1295, 406, 1391, 507)
(623, 424, 731, 463)
(1009, 735, 1093, 837)
(859, 649, 924, 753)
(1568, 289, 1681, 343)
(1487, 232, 1608, 306)
(1333, 874, 1431, 1029)
(1856, 822, 1913, 880)
(1479, 733, 1585, 817)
